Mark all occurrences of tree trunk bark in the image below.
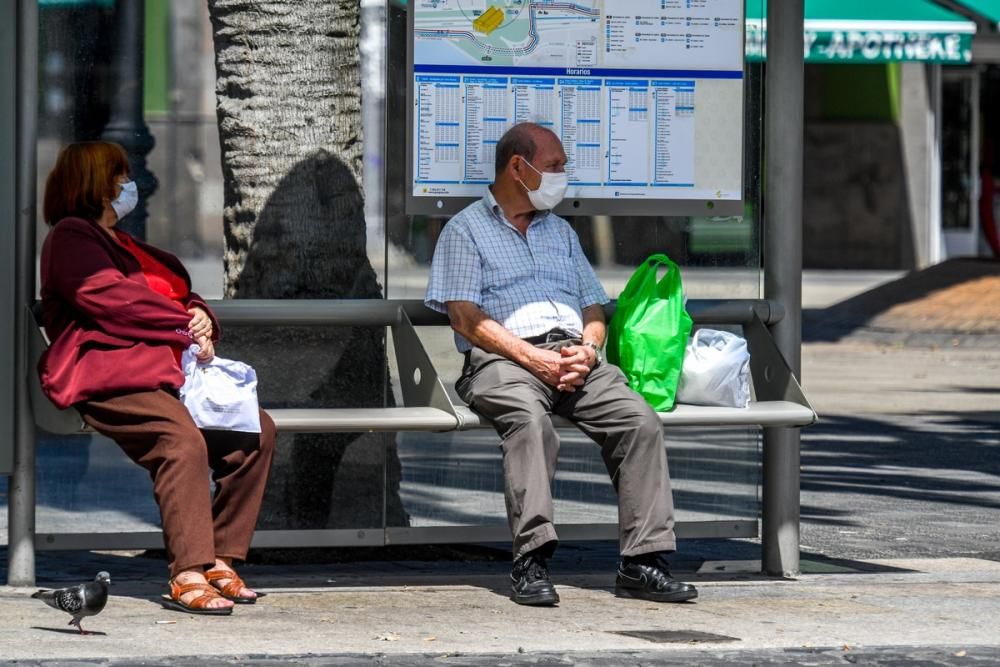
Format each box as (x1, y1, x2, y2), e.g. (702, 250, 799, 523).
(206, 0, 407, 531)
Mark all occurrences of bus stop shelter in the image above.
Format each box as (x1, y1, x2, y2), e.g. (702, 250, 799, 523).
(1, 0, 807, 586)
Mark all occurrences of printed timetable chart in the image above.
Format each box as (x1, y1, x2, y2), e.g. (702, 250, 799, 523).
(408, 0, 745, 213)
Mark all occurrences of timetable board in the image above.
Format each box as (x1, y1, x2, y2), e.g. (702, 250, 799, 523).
(406, 0, 746, 216)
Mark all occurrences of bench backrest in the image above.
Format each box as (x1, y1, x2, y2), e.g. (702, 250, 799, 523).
(26, 305, 88, 434)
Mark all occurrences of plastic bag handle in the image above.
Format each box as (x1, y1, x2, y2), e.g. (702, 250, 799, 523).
(689, 329, 743, 361)
(618, 253, 682, 305)
(689, 328, 707, 361)
(651, 255, 683, 299)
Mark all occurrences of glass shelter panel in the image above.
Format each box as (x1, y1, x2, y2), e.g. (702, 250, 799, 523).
(385, 0, 764, 534)
(2, 1, 393, 545)
(3, 0, 765, 549)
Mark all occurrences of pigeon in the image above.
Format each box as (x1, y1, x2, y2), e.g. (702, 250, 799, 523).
(31, 571, 110, 635)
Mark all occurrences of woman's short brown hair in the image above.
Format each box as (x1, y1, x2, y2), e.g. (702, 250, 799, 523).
(43, 141, 130, 226)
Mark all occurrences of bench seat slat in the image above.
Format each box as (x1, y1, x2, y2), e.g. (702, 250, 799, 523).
(48, 401, 815, 436)
(265, 401, 816, 434)
(454, 401, 815, 430)
(267, 407, 459, 432)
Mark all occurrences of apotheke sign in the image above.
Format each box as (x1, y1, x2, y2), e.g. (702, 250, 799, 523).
(746, 24, 973, 64)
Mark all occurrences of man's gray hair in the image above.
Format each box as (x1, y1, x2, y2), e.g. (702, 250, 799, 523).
(494, 122, 542, 175)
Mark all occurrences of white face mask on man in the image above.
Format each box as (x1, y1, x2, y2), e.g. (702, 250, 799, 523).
(517, 158, 568, 211)
(111, 180, 138, 220)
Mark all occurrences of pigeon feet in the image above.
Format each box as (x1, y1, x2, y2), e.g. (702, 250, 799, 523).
(69, 620, 93, 635)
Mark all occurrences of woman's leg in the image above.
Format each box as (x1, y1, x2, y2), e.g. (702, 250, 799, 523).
(202, 408, 276, 562)
(77, 390, 234, 609)
(78, 389, 218, 577)
(200, 409, 276, 599)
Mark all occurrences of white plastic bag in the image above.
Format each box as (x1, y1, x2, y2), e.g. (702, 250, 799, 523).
(676, 329, 750, 408)
(179, 345, 262, 433)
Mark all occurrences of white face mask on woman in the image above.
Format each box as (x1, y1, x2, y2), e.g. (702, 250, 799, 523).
(517, 158, 569, 211)
(111, 180, 138, 220)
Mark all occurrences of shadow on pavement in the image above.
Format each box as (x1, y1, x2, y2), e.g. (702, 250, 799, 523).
(3, 536, 921, 598)
(30, 626, 108, 636)
(801, 411, 1000, 526)
(804, 258, 1000, 343)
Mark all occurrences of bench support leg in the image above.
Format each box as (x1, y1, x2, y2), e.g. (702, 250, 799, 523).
(762, 427, 800, 578)
(391, 308, 460, 422)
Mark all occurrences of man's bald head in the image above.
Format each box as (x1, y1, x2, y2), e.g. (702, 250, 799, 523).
(494, 122, 560, 176)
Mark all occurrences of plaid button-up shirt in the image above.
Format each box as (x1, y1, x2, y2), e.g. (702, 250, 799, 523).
(425, 190, 609, 353)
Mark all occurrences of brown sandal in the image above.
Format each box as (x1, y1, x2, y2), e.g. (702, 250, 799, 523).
(160, 579, 233, 615)
(205, 568, 259, 604)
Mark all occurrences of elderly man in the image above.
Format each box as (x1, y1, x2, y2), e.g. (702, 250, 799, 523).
(425, 122, 696, 607)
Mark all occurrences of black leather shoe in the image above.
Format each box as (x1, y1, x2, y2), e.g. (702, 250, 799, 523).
(510, 552, 559, 606)
(615, 556, 698, 603)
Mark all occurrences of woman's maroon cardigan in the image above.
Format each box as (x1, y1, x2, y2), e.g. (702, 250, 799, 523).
(39, 217, 220, 409)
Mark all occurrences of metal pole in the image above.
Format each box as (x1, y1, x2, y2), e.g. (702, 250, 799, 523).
(9, 0, 39, 587)
(0, 0, 16, 480)
(101, 0, 156, 240)
(762, 0, 804, 577)
(592, 216, 615, 267)
(927, 64, 944, 265)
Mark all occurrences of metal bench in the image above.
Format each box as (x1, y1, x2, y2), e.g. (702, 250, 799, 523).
(25, 298, 814, 551)
(30, 298, 815, 436)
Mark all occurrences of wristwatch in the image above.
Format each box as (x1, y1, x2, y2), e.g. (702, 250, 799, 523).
(583, 341, 603, 365)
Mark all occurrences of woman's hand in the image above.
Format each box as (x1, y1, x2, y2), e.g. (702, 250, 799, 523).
(195, 336, 215, 363)
(188, 307, 213, 340)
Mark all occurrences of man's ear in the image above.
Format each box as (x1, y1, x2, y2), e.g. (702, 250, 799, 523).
(508, 155, 524, 180)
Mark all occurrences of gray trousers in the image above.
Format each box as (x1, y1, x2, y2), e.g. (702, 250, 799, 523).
(456, 340, 677, 560)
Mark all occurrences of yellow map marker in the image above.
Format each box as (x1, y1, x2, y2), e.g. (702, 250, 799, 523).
(473, 6, 504, 35)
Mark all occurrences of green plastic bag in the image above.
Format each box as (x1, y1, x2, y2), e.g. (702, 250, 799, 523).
(606, 254, 693, 411)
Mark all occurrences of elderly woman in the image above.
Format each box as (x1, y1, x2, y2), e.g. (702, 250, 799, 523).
(38, 141, 276, 615)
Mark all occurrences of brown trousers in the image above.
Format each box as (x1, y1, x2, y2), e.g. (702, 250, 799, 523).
(78, 389, 276, 577)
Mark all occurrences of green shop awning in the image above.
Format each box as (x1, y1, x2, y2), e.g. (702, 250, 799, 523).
(746, 0, 977, 64)
(949, 0, 1000, 30)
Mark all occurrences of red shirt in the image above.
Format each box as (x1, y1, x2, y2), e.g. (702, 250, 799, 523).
(114, 230, 190, 304)
(113, 231, 190, 367)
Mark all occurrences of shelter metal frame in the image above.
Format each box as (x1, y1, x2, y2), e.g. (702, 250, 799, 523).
(3, 0, 807, 585)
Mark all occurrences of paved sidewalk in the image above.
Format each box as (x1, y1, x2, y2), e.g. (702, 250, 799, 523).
(798, 259, 1000, 562)
(2, 552, 1000, 664)
(4, 263, 997, 664)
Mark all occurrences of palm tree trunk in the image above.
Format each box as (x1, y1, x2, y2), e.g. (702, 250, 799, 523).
(207, 0, 407, 530)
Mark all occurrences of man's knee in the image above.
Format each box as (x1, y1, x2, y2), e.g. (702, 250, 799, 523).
(498, 409, 557, 447)
(619, 397, 664, 448)
(636, 403, 663, 438)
